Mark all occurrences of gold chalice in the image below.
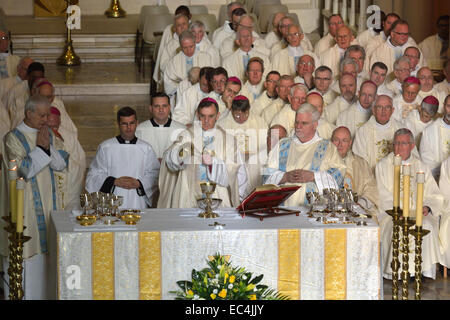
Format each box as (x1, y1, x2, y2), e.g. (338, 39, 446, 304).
(120, 211, 141, 225)
(198, 181, 221, 218)
(76, 214, 97, 226)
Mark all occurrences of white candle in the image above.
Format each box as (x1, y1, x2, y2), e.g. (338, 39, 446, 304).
(16, 178, 25, 233)
(415, 172, 425, 227)
(393, 155, 402, 208)
(8, 163, 17, 223)
(402, 164, 411, 218)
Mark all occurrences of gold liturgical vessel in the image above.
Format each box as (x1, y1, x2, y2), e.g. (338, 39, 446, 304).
(57, 1, 81, 66)
(105, 0, 127, 18)
(197, 181, 222, 218)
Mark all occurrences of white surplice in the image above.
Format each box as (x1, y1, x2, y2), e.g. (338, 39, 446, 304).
(239, 80, 264, 105)
(271, 45, 320, 77)
(222, 47, 271, 84)
(375, 153, 444, 279)
(336, 101, 372, 137)
(392, 93, 422, 122)
(402, 109, 433, 148)
(85, 137, 160, 209)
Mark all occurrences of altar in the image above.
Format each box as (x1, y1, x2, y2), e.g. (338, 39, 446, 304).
(48, 206, 382, 300)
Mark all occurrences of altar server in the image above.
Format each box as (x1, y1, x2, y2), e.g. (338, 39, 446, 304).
(0, 95, 67, 299)
(85, 107, 160, 209)
(375, 128, 444, 279)
(264, 103, 346, 206)
(158, 98, 248, 208)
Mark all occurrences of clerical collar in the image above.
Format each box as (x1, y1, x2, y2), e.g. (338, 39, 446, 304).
(357, 101, 371, 114)
(266, 91, 277, 100)
(246, 81, 263, 92)
(19, 121, 38, 133)
(293, 131, 321, 146)
(287, 45, 304, 57)
(116, 135, 137, 144)
(374, 117, 392, 129)
(238, 48, 252, 55)
(150, 118, 172, 127)
(387, 36, 408, 50)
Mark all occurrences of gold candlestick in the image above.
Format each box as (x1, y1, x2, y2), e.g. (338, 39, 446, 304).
(409, 226, 430, 300)
(57, 1, 81, 66)
(105, 0, 127, 18)
(386, 206, 402, 300)
(8, 231, 31, 300)
(401, 216, 415, 300)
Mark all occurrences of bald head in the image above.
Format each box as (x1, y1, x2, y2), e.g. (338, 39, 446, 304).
(417, 67, 434, 92)
(336, 25, 354, 50)
(331, 126, 352, 158)
(267, 124, 288, 152)
(306, 93, 324, 115)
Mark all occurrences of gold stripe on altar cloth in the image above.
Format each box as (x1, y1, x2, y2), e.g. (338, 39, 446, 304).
(139, 232, 161, 300)
(324, 229, 347, 300)
(278, 229, 300, 300)
(92, 232, 115, 300)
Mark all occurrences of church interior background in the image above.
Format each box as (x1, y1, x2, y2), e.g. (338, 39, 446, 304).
(0, 0, 449, 300)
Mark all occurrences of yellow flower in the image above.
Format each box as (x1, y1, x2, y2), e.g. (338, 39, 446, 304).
(218, 289, 227, 298)
(229, 275, 235, 283)
(187, 290, 194, 296)
(245, 284, 255, 291)
(224, 273, 229, 284)
(249, 294, 257, 300)
(210, 293, 217, 300)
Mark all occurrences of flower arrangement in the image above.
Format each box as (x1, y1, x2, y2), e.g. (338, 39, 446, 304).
(171, 253, 289, 300)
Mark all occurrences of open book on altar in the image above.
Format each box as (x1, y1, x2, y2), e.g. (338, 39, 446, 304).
(236, 184, 301, 220)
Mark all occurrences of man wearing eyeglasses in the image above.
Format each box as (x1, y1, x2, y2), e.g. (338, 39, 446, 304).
(314, 14, 344, 56)
(352, 94, 403, 171)
(239, 57, 265, 105)
(324, 72, 357, 125)
(252, 71, 280, 117)
(392, 76, 422, 122)
(417, 67, 446, 114)
(418, 15, 449, 71)
(309, 66, 337, 108)
(272, 24, 319, 78)
(375, 128, 444, 281)
(370, 19, 424, 78)
(386, 56, 411, 96)
(0, 30, 20, 80)
(294, 55, 315, 90)
(85, 106, 160, 209)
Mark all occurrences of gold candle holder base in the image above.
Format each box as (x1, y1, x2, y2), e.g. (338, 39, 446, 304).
(386, 207, 402, 300)
(400, 216, 415, 300)
(198, 211, 220, 219)
(57, 40, 81, 66)
(409, 226, 430, 300)
(105, 0, 127, 18)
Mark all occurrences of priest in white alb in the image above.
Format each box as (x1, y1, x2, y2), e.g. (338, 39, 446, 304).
(293, 54, 315, 90)
(214, 76, 242, 117)
(0, 30, 20, 79)
(418, 15, 449, 71)
(0, 56, 33, 102)
(85, 107, 160, 209)
(309, 66, 337, 108)
(212, 2, 243, 49)
(369, 61, 394, 97)
(0, 95, 67, 299)
(419, 94, 450, 181)
(314, 14, 344, 56)
(264, 12, 287, 50)
(375, 128, 444, 279)
(190, 20, 220, 67)
(305, 92, 336, 140)
(264, 103, 346, 206)
(392, 76, 422, 122)
(251, 71, 280, 117)
(385, 56, 411, 97)
(417, 67, 447, 114)
(261, 75, 294, 125)
(158, 98, 248, 208)
(336, 80, 377, 137)
(238, 57, 265, 105)
(435, 59, 450, 95)
(352, 94, 403, 171)
(323, 72, 357, 125)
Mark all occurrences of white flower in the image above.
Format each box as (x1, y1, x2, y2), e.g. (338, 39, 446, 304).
(213, 289, 218, 294)
(242, 275, 247, 280)
(228, 284, 233, 289)
(193, 295, 199, 300)
(215, 274, 220, 279)
(217, 265, 222, 269)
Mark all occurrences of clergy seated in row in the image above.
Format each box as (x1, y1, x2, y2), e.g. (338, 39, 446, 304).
(369, 19, 424, 79)
(439, 156, 450, 269)
(4, 62, 44, 129)
(218, 95, 268, 195)
(0, 30, 20, 79)
(404, 46, 421, 77)
(172, 66, 214, 126)
(163, 30, 214, 99)
(48, 106, 86, 210)
(177, 66, 200, 100)
(417, 67, 447, 114)
(331, 46, 370, 94)
(356, 10, 385, 49)
(158, 97, 248, 208)
(435, 59, 450, 95)
(136, 92, 186, 162)
(267, 124, 287, 154)
(85, 107, 160, 209)
(220, 13, 269, 62)
(222, 27, 271, 85)
(271, 24, 319, 78)
(251, 70, 280, 117)
(264, 12, 288, 50)
(352, 94, 403, 171)
(212, 2, 244, 50)
(323, 72, 357, 125)
(329, 57, 360, 95)
(403, 95, 439, 148)
(364, 12, 401, 59)
(0, 56, 33, 102)
(336, 80, 378, 138)
(264, 103, 346, 206)
(418, 15, 449, 71)
(309, 65, 337, 108)
(261, 74, 294, 125)
(270, 15, 314, 61)
(314, 14, 344, 57)
(331, 126, 379, 219)
(239, 57, 265, 105)
(294, 54, 315, 90)
(369, 61, 394, 97)
(214, 76, 242, 118)
(392, 76, 422, 122)
(375, 128, 444, 280)
(218, 8, 248, 60)
(190, 20, 221, 67)
(419, 94, 450, 182)
(320, 25, 358, 80)
(270, 83, 308, 135)
(153, 8, 191, 87)
(305, 92, 336, 140)
(208, 67, 228, 102)
(0, 95, 68, 299)
(386, 56, 411, 96)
